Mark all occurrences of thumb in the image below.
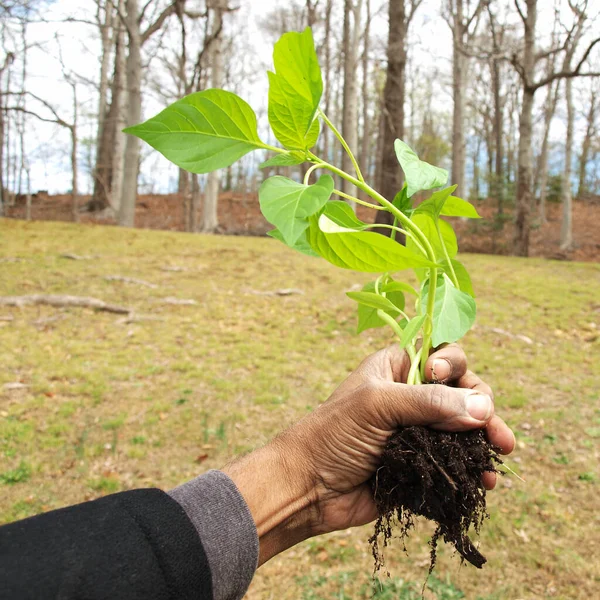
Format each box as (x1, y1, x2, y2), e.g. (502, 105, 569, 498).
(377, 381, 494, 432)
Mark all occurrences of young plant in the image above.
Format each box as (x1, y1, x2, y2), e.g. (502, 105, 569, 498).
(126, 28, 479, 383)
(126, 28, 496, 571)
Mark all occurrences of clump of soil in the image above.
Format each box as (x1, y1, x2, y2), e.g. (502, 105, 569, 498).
(369, 426, 501, 574)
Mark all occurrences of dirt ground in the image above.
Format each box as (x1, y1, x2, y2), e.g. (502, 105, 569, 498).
(4, 190, 600, 262)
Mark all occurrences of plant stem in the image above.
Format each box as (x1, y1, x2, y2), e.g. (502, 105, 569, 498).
(376, 309, 405, 341)
(318, 109, 365, 183)
(420, 268, 438, 381)
(407, 347, 423, 385)
(436, 221, 460, 289)
(261, 143, 288, 155)
(332, 189, 385, 210)
(303, 163, 322, 185)
(364, 223, 426, 255)
(390, 216, 399, 241)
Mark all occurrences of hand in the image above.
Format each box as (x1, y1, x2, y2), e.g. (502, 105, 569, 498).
(223, 344, 515, 565)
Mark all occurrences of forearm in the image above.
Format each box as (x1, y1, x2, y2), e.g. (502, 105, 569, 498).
(221, 440, 319, 565)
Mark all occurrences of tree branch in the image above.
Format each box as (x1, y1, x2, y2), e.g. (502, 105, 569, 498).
(514, 0, 526, 26)
(141, 0, 178, 44)
(532, 36, 600, 91)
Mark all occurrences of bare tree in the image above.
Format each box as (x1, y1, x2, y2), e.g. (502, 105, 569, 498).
(340, 0, 362, 204)
(200, 0, 227, 233)
(559, 2, 589, 250)
(444, 0, 485, 195)
(536, 78, 559, 223)
(8, 90, 78, 219)
(118, 0, 183, 227)
(577, 82, 599, 199)
(510, 0, 600, 256)
(376, 0, 422, 231)
(359, 0, 372, 196)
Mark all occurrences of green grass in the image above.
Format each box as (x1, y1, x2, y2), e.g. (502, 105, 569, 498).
(1, 218, 599, 599)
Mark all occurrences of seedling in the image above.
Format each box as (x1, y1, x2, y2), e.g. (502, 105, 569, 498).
(126, 28, 480, 381)
(127, 28, 495, 572)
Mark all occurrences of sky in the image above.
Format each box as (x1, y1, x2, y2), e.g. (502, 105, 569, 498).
(5, 0, 599, 196)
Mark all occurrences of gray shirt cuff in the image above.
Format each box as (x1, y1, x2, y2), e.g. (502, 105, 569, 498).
(169, 470, 259, 600)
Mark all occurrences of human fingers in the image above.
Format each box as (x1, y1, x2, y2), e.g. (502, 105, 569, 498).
(482, 417, 515, 490)
(456, 369, 495, 401)
(486, 415, 515, 455)
(423, 343, 468, 384)
(372, 379, 494, 432)
(482, 471, 497, 490)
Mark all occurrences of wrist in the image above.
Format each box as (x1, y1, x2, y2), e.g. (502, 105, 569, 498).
(222, 438, 319, 565)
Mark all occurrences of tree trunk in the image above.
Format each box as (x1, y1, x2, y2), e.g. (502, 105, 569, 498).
(322, 0, 333, 163)
(560, 80, 574, 250)
(341, 0, 362, 205)
(190, 173, 200, 232)
(118, 0, 142, 227)
(95, 0, 114, 152)
(71, 84, 79, 222)
(359, 0, 371, 198)
(201, 0, 225, 233)
(91, 0, 125, 212)
(376, 0, 409, 230)
(537, 80, 559, 223)
(577, 89, 597, 199)
(513, 0, 536, 257)
(178, 168, 190, 195)
(491, 55, 503, 218)
(111, 5, 127, 213)
(451, 0, 466, 193)
(471, 135, 481, 202)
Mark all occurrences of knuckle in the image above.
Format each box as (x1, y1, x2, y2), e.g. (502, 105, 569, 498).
(427, 384, 447, 419)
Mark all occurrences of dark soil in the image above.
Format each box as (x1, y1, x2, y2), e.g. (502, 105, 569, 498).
(369, 426, 501, 576)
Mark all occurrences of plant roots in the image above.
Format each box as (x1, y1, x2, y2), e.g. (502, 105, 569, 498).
(369, 426, 501, 575)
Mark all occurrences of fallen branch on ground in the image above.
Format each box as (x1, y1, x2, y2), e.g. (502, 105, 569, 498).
(246, 288, 304, 296)
(0, 295, 130, 314)
(105, 275, 158, 289)
(116, 313, 164, 324)
(60, 253, 98, 260)
(161, 297, 198, 305)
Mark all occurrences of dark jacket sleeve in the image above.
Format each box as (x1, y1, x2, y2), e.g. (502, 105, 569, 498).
(0, 488, 213, 600)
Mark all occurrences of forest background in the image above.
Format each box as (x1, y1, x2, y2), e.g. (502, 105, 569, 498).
(1, 0, 599, 259)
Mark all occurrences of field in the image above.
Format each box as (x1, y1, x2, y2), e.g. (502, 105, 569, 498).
(1, 218, 599, 599)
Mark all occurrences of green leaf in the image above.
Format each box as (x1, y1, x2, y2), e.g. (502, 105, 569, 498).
(422, 275, 476, 346)
(414, 186, 457, 220)
(124, 89, 265, 174)
(394, 139, 448, 197)
(440, 196, 481, 219)
(346, 291, 402, 314)
(267, 228, 319, 257)
(259, 174, 334, 246)
(318, 200, 368, 231)
(441, 258, 474, 297)
(351, 282, 405, 334)
(268, 28, 323, 150)
(308, 207, 436, 273)
(259, 151, 306, 169)
(392, 184, 412, 215)
(408, 213, 458, 260)
(399, 315, 427, 349)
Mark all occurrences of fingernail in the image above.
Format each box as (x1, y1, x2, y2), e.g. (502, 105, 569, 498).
(466, 393, 492, 421)
(432, 359, 451, 381)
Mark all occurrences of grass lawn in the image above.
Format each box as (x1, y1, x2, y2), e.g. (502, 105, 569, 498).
(1, 218, 599, 599)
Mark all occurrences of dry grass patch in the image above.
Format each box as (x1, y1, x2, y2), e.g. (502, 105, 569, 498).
(1, 218, 599, 599)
